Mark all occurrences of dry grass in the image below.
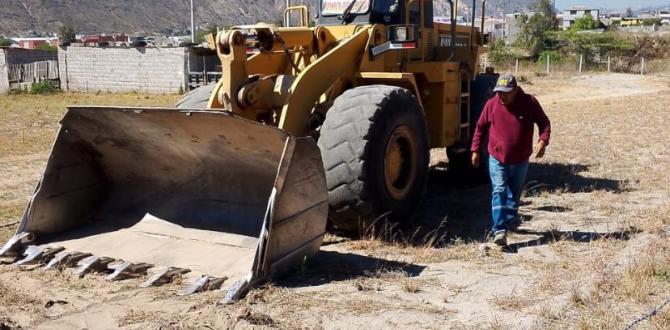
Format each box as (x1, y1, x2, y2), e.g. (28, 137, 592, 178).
(343, 220, 479, 264)
(118, 309, 162, 327)
(399, 275, 420, 293)
(491, 292, 535, 311)
(651, 308, 670, 330)
(0, 280, 43, 311)
(0, 92, 178, 157)
(1, 75, 670, 328)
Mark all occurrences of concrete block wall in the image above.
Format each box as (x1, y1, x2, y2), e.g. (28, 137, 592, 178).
(0, 50, 8, 95)
(59, 47, 188, 93)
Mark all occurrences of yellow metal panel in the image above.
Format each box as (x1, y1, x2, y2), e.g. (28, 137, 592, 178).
(247, 52, 291, 75)
(206, 79, 225, 109)
(279, 27, 370, 135)
(405, 62, 460, 82)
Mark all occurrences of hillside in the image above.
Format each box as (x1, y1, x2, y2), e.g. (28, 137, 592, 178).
(0, 0, 535, 35)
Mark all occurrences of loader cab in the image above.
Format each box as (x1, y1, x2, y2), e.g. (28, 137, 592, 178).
(315, 0, 434, 27)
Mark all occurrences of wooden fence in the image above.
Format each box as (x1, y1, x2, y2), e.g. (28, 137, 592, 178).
(8, 60, 60, 85)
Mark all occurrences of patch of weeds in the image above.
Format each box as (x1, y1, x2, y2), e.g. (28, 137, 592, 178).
(118, 310, 161, 327)
(236, 306, 274, 326)
(355, 277, 381, 292)
(616, 257, 663, 303)
(489, 313, 507, 330)
(30, 81, 60, 94)
(650, 308, 670, 330)
(400, 276, 420, 293)
(538, 305, 562, 321)
(656, 269, 670, 282)
(570, 288, 586, 307)
(517, 75, 532, 84)
(576, 307, 624, 330)
(492, 292, 533, 311)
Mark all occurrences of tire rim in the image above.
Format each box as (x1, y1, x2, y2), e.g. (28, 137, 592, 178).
(384, 125, 417, 201)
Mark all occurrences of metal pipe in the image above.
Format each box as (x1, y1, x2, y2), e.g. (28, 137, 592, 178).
(285, 0, 291, 27)
(480, 0, 486, 41)
(190, 0, 195, 43)
(447, 0, 456, 60)
(470, 0, 476, 49)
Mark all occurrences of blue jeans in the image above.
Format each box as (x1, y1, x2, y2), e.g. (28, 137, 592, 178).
(488, 156, 529, 233)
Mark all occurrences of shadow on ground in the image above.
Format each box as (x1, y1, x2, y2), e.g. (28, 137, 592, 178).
(502, 228, 636, 254)
(277, 250, 426, 288)
(280, 162, 627, 288)
(412, 161, 628, 245)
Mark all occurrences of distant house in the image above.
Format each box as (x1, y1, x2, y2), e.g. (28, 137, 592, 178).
(9, 37, 58, 49)
(601, 12, 622, 27)
(474, 16, 505, 42)
(637, 11, 658, 20)
(81, 34, 129, 47)
(659, 10, 670, 26)
(620, 17, 643, 27)
(562, 7, 600, 30)
(505, 12, 534, 45)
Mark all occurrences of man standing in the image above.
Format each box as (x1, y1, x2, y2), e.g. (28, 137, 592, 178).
(471, 73, 551, 246)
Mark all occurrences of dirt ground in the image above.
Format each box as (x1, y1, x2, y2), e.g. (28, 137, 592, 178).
(1, 73, 670, 329)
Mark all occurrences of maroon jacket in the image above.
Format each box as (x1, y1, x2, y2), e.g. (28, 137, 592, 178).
(471, 88, 551, 165)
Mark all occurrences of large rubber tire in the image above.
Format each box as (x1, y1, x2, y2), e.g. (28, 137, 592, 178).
(317, 85, 429, 233)
(176, 84, 216, 109)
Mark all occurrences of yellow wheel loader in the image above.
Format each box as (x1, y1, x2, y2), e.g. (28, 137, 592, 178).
(1, 0, 493, 302)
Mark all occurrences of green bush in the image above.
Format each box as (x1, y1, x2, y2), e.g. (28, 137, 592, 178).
(489, 39, 515, 64)
(29, 81, 59, 94)
(36, 44, 58, 53)
(538, 50, 563, 64)
(0, 37, 12, 47)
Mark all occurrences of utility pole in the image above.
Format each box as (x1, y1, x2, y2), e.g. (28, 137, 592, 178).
(190, 0, 196, 43)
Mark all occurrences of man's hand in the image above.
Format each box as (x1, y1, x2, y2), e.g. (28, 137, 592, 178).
(535, 140, 547, 159)
(471, 152, 480, 168)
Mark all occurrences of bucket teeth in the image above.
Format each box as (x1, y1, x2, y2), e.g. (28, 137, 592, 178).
(219, 278, 251, 305)
(73, 256, 115, 277)
(45, 251, 92, 270)
(106, 261, 153, 281)
(140, 267, 191, 288)
(0, 232, 34, 258)
(179, 275, 227, 296)
(15, 246, 65, 266)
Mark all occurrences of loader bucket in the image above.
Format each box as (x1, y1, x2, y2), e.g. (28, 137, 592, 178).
(0, 106, 328, 302)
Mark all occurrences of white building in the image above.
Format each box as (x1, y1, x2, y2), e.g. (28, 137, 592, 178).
(474, 16, 505, 42)
(505, 12, 534, 45)
(562, 7, 600, 30)
(660, 10, 670, 26)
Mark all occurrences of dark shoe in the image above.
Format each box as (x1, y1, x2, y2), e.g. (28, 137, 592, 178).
(493, 230, 507, 246)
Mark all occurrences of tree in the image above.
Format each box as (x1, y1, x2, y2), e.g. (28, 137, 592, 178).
(489, 39, 515, 63)
(624, 7, 633, 18)
(0, 37, 12, 47)
(570, 13, 599, 31)
(555, 30, 634, 62)
(36, 43, 58, 53)
(517, 0, 558, 59)
(642, 18, 662, 26)
(195, 25, 219, 43)
(58, 24, 76, 46)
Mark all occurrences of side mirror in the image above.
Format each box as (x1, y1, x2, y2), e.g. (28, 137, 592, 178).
(483, 33, 490, 45)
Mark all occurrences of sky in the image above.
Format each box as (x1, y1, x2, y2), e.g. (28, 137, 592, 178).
(555, 0, 669, 10)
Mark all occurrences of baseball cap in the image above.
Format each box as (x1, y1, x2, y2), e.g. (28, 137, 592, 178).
(492, 73, 518, 93)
